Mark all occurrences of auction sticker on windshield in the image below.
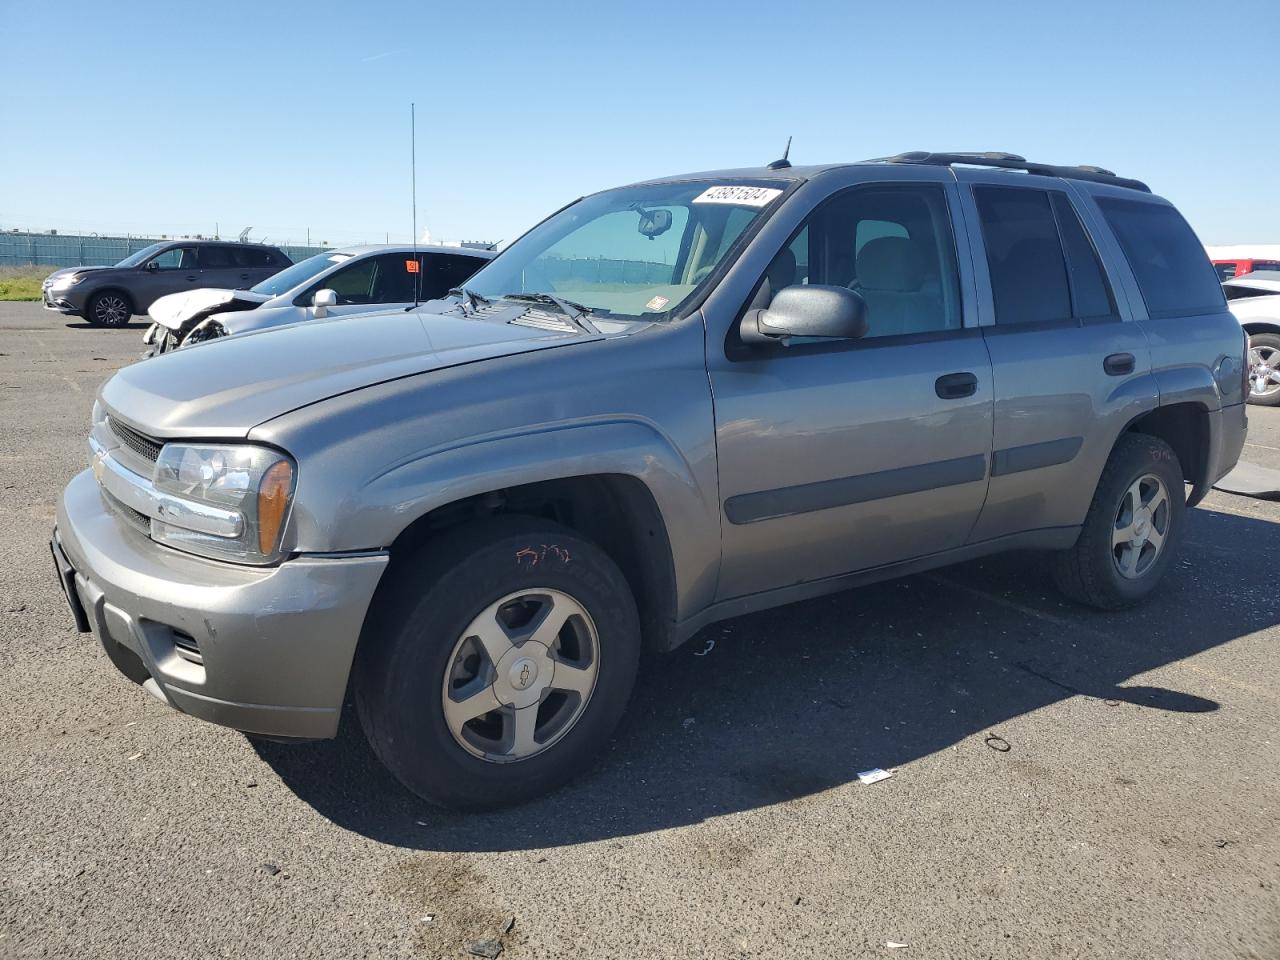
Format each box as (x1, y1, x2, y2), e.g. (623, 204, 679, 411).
(693, 185, 783, 206)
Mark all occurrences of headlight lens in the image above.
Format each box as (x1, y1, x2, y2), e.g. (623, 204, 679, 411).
(181, 317, 227, 347)
(152, 443, 296, 564)
(53, 273, 83, 288)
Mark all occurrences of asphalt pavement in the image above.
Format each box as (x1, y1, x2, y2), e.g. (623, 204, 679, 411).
(1, 301, 1276, 959)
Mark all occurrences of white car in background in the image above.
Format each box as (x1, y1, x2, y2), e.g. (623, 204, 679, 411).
(144, 244, 495, 353)
(1225, 270, 1280, 405)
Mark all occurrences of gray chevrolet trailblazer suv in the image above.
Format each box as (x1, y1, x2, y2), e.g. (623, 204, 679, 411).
(51, 152, 1248, 809)
(42, 240, 291, 326)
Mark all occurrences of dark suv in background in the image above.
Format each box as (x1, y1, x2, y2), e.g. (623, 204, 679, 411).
(42, 240, 292, 326)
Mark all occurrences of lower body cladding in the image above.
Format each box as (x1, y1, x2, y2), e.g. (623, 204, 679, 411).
(53, 469, 388, 739)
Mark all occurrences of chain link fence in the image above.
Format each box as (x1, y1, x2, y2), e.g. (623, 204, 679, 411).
(0, 232, 326, 268)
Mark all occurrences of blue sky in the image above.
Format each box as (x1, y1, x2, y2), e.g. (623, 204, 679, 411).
(3, 0, 1277, 247)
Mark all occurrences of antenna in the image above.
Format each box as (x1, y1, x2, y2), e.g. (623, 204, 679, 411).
(768, 136, 792, 170)
(410, 102, 420, 308)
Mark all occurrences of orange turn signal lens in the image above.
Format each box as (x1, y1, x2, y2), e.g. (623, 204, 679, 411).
(257, 459, 294, 555)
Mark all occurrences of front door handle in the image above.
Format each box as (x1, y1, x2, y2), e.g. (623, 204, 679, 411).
(240, 273, 250, 280)
(184, 275, 198, 281)
(935, 371, 978, 399)
(1104, 352, 1135, 376)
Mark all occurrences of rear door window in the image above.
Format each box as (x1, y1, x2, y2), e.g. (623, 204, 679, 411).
(235, 246, 278, 267)
(974, 187, 1073, 325)
(1096, 198, 1225, 318)
(198, 246, 237, 269)
(1049, 194, 1116, 320)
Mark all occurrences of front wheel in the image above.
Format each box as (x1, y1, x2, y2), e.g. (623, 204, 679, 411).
(86, 292, 131, 327)
(1247, 333, 1280, 406)
(354, 517, 641, 809)
(1052, 433, 1186, 610)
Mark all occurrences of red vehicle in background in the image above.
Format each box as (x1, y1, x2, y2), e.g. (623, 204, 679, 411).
(1213, 257, 1280, 281)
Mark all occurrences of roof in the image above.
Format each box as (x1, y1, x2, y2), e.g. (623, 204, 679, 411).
(632, 152, 1151, 193)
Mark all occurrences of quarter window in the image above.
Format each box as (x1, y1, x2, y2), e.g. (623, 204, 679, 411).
(1096, 197, 1225, 318)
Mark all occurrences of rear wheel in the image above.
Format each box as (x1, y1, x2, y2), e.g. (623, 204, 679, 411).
(87, 291, 131, 327)
(1052, 433, 1186, 610)
(355, 517, 641, 809)
(1247, 333, 1280, 406)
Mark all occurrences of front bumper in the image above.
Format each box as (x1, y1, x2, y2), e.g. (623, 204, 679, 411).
(43, 288, 80, 314)
(54, 469, 388, 739)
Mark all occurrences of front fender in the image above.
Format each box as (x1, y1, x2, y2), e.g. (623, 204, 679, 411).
(345, 417, 719, 621)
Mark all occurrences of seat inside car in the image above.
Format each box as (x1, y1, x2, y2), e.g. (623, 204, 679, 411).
(850, 236, 943, 337)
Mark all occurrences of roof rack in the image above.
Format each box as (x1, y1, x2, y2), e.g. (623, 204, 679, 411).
(868, 151, 1151, 193)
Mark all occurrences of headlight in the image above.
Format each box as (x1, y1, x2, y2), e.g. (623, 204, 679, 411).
(152, 443, 296, 564)
(180, 317, 227, 347)
(53, 274, 83, 288)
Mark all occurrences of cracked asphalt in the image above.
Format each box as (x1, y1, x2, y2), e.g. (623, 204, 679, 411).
(1, 301, 1277, 959)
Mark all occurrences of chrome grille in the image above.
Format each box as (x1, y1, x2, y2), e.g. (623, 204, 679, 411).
(108, 417, 162, 463)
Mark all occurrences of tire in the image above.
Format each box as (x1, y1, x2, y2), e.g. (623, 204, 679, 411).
(1052, 433, 1186, 610)
(354, 516, 641, 809)
(86, 291, 132, 327)
(1247, 332, 1280, 406)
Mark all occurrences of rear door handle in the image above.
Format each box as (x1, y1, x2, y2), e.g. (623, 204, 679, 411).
(240, 273, 250, 280)
(935, 371, 978, 399)
(1104, 352, 1135, 376)
(184, 275, 198, 281)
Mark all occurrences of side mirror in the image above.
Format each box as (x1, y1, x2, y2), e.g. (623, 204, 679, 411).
(145, 260, 159, 272)
(312, 288, 338, 318)
(740, 285, 868, 345)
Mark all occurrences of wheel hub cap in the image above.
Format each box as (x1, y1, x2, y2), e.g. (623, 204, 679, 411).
(440, 588, 601, 763)
(496, 648, 553, 708)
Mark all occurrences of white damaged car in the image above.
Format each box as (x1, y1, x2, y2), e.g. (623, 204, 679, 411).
(144, 244, 495, 353)
(1225, 270, 1280, 405)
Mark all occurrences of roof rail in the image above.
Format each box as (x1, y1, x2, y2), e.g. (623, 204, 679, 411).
(868, 151, 1151, 193)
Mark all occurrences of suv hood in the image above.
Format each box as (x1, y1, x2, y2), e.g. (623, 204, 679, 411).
(101, 303, 615, 437)
(150, 287, 272, 330)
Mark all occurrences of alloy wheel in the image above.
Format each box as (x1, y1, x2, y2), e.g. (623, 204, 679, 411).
(1249, 343, 1280, 399)
(1112, 473, 1170, 580)
(441, 588, 600, 763)
(94, 294, 129, 326)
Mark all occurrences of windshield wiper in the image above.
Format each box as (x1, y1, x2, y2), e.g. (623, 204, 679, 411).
(501, 292, 599, 331)
(446, 286, 492, 315)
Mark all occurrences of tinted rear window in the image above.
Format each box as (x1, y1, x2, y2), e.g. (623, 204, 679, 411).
(1096, 198, 1224, 318)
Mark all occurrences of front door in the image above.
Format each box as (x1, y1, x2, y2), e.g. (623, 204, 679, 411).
(954, 173, 1156, 542)
(136, 245, 200, 310)
(708, 180, 995, 600)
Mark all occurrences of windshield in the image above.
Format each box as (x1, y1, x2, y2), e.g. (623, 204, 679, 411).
(115, 243, 167, 268)
(462, 180, 788, 319)
(250, 251, 353, 296)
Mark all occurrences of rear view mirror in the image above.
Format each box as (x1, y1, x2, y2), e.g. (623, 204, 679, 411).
(740, 285, 869, 345)
(636, 208, 673, 238)
(312, 288, 338, 318)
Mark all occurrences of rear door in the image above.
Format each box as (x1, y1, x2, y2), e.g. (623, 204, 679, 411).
(708, 176, 995, 600)
(196, 245, 244, 289)
(955, 171, 1156, 542)
(234, 246, 288, 287)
